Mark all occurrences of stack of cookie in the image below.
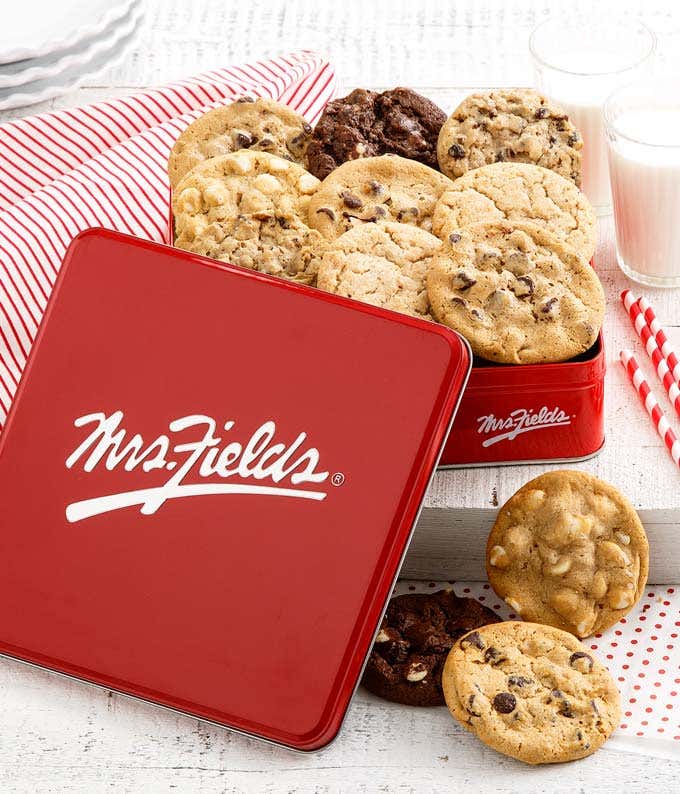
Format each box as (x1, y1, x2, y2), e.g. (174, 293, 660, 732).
(363, 470, 649, 765)
(168, 87, 604, 367)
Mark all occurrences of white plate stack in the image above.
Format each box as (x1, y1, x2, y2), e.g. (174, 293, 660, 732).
(0, 0, 144, 111)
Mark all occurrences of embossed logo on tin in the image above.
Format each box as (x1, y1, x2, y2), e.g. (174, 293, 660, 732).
(477, 406, 572, 447)
(65, 411, 330, 522)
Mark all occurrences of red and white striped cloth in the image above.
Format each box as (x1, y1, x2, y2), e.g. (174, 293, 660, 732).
(0, 50, 337, 428)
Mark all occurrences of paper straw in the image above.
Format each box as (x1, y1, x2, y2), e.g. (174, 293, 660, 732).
(637, 295, 680, 382)
(620, 291, 680, 418)
(619, 349, 680, 467)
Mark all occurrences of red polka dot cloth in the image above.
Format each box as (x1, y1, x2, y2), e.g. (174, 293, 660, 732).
(0, 50, 336, 428)
(394, 580, 680, 759)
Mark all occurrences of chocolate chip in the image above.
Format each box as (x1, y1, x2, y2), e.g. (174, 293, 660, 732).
(316, 207, 336, 221)
(277, 217, 290, 229)
(452, 270, 477, 290)
(236, 96, 255, 103)
(451, 297, 467, 306)
(558, 701, 574, 718)
(591, 699, 600, 716)
(466, 694, 481, 718)
(373, 205, 387, 218)
(568, 132, 580, 146)
(341, 191, 363, 209)
(514, 275, 534, 297)
(492, 692, 516, 714)
(534, 107, 549, 119)
(302, 122, 312, 134)
(484, 647, 507, 666)
(449, 233, 462, 244)
(448, 143, 466, 159)
(460, 631, 485, 650)
(368, 180, 385, 196)
(569, 652, 594, 671)
(235, 132, 253, 147)
(556, 119, 566, 132)
(495, 150, 505, 163)
(259, 138, 274, 148)
(541, 297, 558, 314)
(507, 675, 533, 688)
(470, 309, 484, 320)
(397, 207, 419, 220)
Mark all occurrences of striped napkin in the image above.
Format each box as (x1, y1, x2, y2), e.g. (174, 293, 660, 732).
(0, 50, 336, 427)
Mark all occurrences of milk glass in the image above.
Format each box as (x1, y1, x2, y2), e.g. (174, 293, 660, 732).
(530, 18, 656, 216)
(605, 80, 680, 288)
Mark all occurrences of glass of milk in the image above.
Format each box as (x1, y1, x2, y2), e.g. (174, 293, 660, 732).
(530, 17, 656, 216)
(605, 80, 680, 288)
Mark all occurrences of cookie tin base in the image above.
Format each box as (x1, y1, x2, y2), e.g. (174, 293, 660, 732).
(440, 333, 606, 467)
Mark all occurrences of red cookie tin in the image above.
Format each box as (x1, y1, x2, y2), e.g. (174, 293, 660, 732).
(0, 229, 471, 751)
(439, 334, 605, 467)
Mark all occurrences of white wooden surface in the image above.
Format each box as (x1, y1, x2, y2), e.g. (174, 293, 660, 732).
(2, 0, 680, 790)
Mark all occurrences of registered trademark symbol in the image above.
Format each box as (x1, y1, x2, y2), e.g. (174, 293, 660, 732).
(331, 472, 345, 487)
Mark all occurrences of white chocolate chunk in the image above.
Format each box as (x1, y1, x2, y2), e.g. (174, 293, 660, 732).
(489, 545, 510, 569)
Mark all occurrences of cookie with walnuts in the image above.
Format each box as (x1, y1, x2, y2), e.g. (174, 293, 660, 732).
(172, 150, 325, 284)
(168, 97, 312, 188)
(361, 589, 502, 706)
(432, 162, 597, 261)
(426, 220, 604, 364)
(317, 222, 443, 319)
(442, 621, 621, 764)
(486, 470, 649, 638)
(307, 154, 454, 239)
(437, 88, 582, 185)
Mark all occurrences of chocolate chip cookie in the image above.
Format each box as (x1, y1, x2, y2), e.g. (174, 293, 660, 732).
(308, 155, 454, 239)
(168, 97, 312, 187)
(362, 589, 501, 706)
(486, 471, 649, 638)
(172, 150, 325, 284)
(426, 221, 604, 364)
(442, 621, 621, 764)
(305, 87, 447, 179)
(432, 162, 597, 261)
(437, 89, 582, 186)
(317, 222, 442, 319)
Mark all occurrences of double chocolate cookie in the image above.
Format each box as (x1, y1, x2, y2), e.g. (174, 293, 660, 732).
(306, 88, 447, 179)
(362, 589, 501, 706)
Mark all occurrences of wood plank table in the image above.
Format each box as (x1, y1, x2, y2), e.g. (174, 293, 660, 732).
(1, 1, 679, 790)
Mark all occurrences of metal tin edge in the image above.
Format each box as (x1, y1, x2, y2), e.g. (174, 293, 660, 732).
(314, 332, 474, 753)
(438, 437, 606, 470)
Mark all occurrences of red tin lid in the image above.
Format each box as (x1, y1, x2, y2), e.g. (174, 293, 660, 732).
(0, 229, 470, 751)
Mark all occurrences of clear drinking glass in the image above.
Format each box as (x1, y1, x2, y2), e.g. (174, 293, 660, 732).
(604, 79, 680, 288)
(530, 17, 656, 216)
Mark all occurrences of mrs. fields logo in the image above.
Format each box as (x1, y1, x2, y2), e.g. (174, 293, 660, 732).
(65, 411, 337, 523)
(477, 406, 572, 448)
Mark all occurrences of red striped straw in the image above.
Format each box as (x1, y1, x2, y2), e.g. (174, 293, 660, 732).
(620, 290, 680, 417)
(620, 349, 680, 467)
(637, 295, 680, 382)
